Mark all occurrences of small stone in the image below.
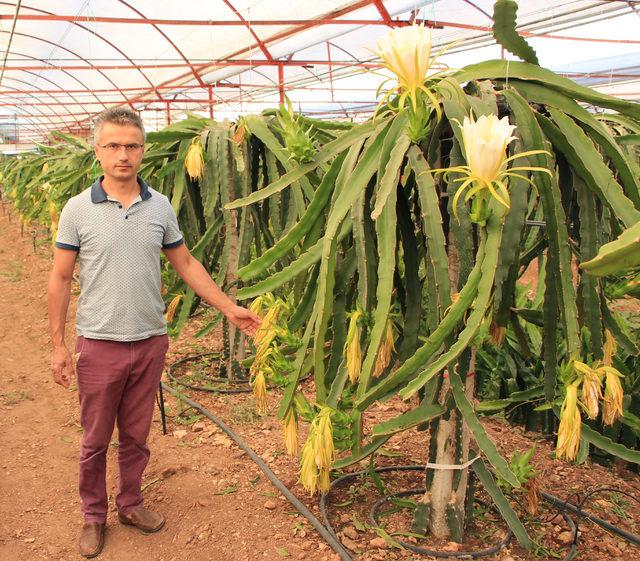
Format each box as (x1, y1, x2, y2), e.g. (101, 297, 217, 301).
(160, 467, 177, 479)
(369, 537, 388, 549)
(192, 422, 206, 432)
(264, 500, 277, 510)
(341, 537, 360, 552)
(197, 499, 210, 507)
(173, 429, 188, 440)
(557, 531, 574, 545)
(24, 538, 35, 543)
(339, 514, 351, 524)
(233, 450, 246, 459)
(342, 526, 359, 540)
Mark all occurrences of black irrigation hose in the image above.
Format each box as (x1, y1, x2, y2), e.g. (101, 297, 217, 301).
(370, 491, 512, 558)
(160, 382, 354, 561)
(541, 489, 640, 546)
(320, 465, 513, 559)
(161, 355, 639, 559)
(167, 351, 312, 394)
(167, 352, 252, 394)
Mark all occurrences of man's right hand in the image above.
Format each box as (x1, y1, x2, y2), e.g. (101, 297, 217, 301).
(51, 344, 75, 388)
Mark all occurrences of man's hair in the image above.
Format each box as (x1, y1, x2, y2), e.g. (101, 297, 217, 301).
(93, 107, 146, 144)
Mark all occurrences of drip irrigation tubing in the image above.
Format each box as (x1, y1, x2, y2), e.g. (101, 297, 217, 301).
(541, 489, 640, 546)
(167, 352, 252, 394)
(160, 360, 639, 560)
(160, 382, 354, 561)
(320, 465, 516, 559)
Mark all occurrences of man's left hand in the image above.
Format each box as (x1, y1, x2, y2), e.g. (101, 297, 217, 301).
(225, 304, 261, 338)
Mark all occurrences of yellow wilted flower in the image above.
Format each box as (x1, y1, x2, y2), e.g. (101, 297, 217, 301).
(282, 407, 298, 457)
(184, 137, 205, 180)
(430, 114, 551, 221)
(164, 294, 182, 322)
(299, 435, 319, 496)
(556, 382, 581, 461)
(249, 295, 265, 316)
(373, 23, 443, 115)
(298, 406, 335, 495)
(344, 307, 363, 384)
(48, 200, 59, 240)
(603, 329, 616, 366)
(599, 365, 624, 426)
(317, 467, 331, 494)
(573, 360, 603, 420)
(250, 370, 268, 414)
(373, 318, 395, 378)
(314, 407, 335, 470)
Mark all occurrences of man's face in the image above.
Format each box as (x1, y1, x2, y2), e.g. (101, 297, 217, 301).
(94, 122, 145, 182)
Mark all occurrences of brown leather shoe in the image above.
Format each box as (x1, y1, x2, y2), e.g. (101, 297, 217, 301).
(79, 522, 105, 558)
(118, 506, 165, 534)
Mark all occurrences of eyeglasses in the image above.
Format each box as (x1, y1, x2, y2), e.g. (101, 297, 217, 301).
(97, 142, 144, 153)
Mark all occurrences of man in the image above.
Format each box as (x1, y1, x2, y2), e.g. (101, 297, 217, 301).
(48, 107, 261, 558)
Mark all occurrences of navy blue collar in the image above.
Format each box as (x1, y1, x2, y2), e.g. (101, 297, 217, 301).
(90, 176, 152, 204)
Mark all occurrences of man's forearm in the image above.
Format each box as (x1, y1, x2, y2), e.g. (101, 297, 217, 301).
(179, 258, 235, 314)
(48, 275, 72, 348)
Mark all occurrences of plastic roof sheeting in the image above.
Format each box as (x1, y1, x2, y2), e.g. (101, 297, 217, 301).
(0, 0, 638, 147)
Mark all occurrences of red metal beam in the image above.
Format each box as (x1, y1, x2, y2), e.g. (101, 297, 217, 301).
(0, 2, 163, 101)
(0, 13, 636, 45)
(116, 1, 207, 87)
(0, 30, 124, 111)
(0, 60, 384, 71)
(277, 63, 285, 104)
(221, 0, 273, 61)
(371, 0, 394, 26)
(0, 62, 89, 127)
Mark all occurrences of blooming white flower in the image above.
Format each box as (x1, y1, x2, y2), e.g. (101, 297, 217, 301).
(461, 115, 516, 187)
(428, 113, 551, 220)
(375, 24, 435, 110)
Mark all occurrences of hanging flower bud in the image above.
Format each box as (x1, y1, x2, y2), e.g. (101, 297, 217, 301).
(184, 137, 205, 180)
(573, 360, 603, 420)
(600, 366, 624, 426)
(556, 382, 582, 461)
(282, 407, 299, 457)
(299, 435, 319, 496)
(603, 329, 616, 366)
(373, 318, 395, 378)
(298, 406, 335, 496)
(250, 370, 268, 414)
(344, 307, 363, 384)
(164, 294, 183, 323)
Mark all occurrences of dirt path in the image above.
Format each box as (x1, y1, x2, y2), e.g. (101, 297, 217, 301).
(0, 205, 333, 561)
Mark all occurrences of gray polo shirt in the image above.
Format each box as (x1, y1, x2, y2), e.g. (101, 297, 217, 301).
(55, 176, 184, 341)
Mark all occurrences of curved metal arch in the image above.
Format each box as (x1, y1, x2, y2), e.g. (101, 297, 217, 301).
(116, 0, 207, 87)
(0, 48, 104, 123)
(0, 29, 123, 112)
(0, 1, 164, 101)
(111, 0, 373, 112)
(0, 79, 77, 134)
(0, 86, 56, 137)
(220, 0, 273, 60)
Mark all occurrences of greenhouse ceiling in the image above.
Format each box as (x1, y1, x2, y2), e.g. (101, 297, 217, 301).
(0, 0, 638, 148)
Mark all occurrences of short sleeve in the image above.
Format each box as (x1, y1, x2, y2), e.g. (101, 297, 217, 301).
(162, 199, 184, 249)
(55, 199, 80, 251)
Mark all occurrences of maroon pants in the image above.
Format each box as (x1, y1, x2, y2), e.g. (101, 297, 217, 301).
(75, 334, 168, 523)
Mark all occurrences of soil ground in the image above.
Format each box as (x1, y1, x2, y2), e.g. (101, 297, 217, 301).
(0, 203, 637, 561)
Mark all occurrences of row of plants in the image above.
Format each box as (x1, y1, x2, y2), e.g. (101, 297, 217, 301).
(2, 0, 639, 548)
